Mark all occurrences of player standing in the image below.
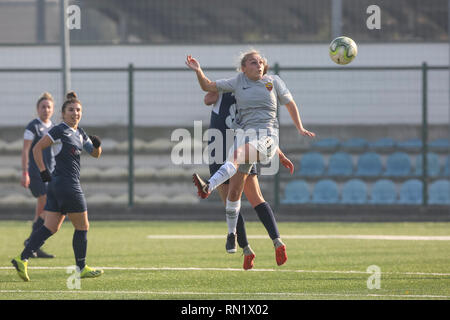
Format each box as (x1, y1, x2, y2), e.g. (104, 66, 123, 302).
(21, 92, 56, 258)
(11, 91, 104, 281)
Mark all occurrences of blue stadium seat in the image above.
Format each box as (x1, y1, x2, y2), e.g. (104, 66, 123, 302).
(397, 138, 422, 152)
(312, 179, 339, 204)
(327, 152, 353, 177)
(370, 179, 397, 204)
(429, 138, 450, 152)
(341, 138, 368, 152)
(384, 152, 412, 177)
(368, 138, 396, 151)
(311, 138, 340, 151)
(429, 180, 450, 205)
(399, 179, 423, 205)
(281, 180, 310, 204)
(444, 156, 450, 176)
(341, 179, 368, 204)
(298, 152, 325, 177)
(355, 152, 383, 177)
(414, 153, 440, 177)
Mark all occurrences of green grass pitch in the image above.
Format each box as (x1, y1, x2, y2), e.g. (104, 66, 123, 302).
(1, 220, 449, 300)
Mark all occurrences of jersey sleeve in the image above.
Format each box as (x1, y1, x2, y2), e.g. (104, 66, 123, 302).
(215, 74, 239, 93)
(23, 129, 35, 141)
(47, 125, 63, 142)
(273, 75, 293, 105)
(79, 128, 94, 153)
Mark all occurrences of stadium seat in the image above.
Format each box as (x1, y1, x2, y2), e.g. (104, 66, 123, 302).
(399, 179, 423, 205)
(384, 152, 412, 177)
(428, 180, 450, 205)
(311, 138, 340, 151)
(298, 152, 325, 177)
(368, 138, 396, 151)
(429, 138, 450, 152)
(397, 138, 422, 152)
(281, 180, 310, 204)
(355, 152, 383, 177)
(414, 153, 440, 177)
(341, 179, 368, 204)
(327, 152, 353, 177)
(341, 138, 368, 152)
(370, 179, 397, 204)
(444, 156, 450, 176)
(312, 179, 339, 204)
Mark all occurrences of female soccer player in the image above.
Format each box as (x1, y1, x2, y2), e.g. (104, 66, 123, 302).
(204, 89, 294, 269)
(186, 51, 315, 264)
(11, 91, 104, 281)
(21, 92, 55, 258)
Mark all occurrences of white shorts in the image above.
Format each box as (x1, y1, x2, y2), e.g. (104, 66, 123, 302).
(228, 132, 279, 164)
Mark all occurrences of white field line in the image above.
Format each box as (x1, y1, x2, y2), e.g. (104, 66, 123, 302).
(1, 266, 450, 276)
(147, 234, 450, 241)
(0, 290, 448, 299)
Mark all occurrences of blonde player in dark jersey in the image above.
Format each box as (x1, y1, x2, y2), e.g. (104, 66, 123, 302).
(21, 92, 56, 258)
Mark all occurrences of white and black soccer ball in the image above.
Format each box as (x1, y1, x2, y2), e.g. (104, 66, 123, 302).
(329, 36, 358, 65)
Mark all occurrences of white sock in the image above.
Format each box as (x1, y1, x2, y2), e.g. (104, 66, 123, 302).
(273, 237, 284, 248)
(208, 161, 237, 192)
(225, 199, 240, 234)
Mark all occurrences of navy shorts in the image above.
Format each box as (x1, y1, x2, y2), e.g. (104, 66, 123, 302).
(28, 174, 48, 198)
(209, 163, 258, 185)
(44, 176, 87, 214)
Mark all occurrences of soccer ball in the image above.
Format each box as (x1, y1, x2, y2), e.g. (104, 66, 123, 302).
(329, 36, 358, 65)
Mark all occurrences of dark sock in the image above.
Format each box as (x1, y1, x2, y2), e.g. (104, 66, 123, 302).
(73, 230, 88, 271)
(254, 202, 280, 240)
(25, 217, 45, 245)
(236, 212, 249, 248)
(21, 225, 53, 260)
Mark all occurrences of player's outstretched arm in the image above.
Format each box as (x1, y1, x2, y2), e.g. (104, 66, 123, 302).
(185, 55, 218, 92)
(278, 148, 294, 175)
(204, 92, 219, 106)
(285, 100, 315, 138)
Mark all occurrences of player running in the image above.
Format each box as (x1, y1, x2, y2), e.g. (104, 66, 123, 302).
(11, 91, 104, 281)
(186, 50, 315, 265)
(21, 92, 56, 258)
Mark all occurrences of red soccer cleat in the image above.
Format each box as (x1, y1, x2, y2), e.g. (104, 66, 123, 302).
(243, 253, 255, 270)
(275, 245, 287, 266)
(192, 173, 211, 199)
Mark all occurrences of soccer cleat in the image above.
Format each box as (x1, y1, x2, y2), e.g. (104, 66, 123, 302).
(225, 233, 237, 253)
(11, 256, 30, 282)
(80, 265, 104, 279)
(275, 244, 288, 266)
(32, 248, 55, 259)
(243, 253, 256, 270)
(192, 173, 211, 199)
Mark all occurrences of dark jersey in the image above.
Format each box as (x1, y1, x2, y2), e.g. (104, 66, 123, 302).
(24, 118, 55, 176)
(208, 92, 237, 164)
(47, 122, 94, 181)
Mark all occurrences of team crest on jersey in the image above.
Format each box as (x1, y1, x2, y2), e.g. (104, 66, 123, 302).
(265, 82, 273, 91)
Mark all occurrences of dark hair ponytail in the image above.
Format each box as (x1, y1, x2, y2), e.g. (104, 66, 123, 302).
(61, 91, 81, 113)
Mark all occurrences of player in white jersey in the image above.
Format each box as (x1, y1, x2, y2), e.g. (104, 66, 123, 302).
(186, 50, 315, 261)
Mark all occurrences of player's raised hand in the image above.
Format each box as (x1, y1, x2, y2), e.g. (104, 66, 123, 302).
(185, 55, 201, 72)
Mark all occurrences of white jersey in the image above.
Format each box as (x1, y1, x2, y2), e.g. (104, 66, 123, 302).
(215, 73, 293, 135)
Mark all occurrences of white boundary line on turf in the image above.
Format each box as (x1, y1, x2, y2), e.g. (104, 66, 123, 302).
(1, 266, 450, 276)
(147, 234, 450, 241)
(0, 290, 448, 299)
